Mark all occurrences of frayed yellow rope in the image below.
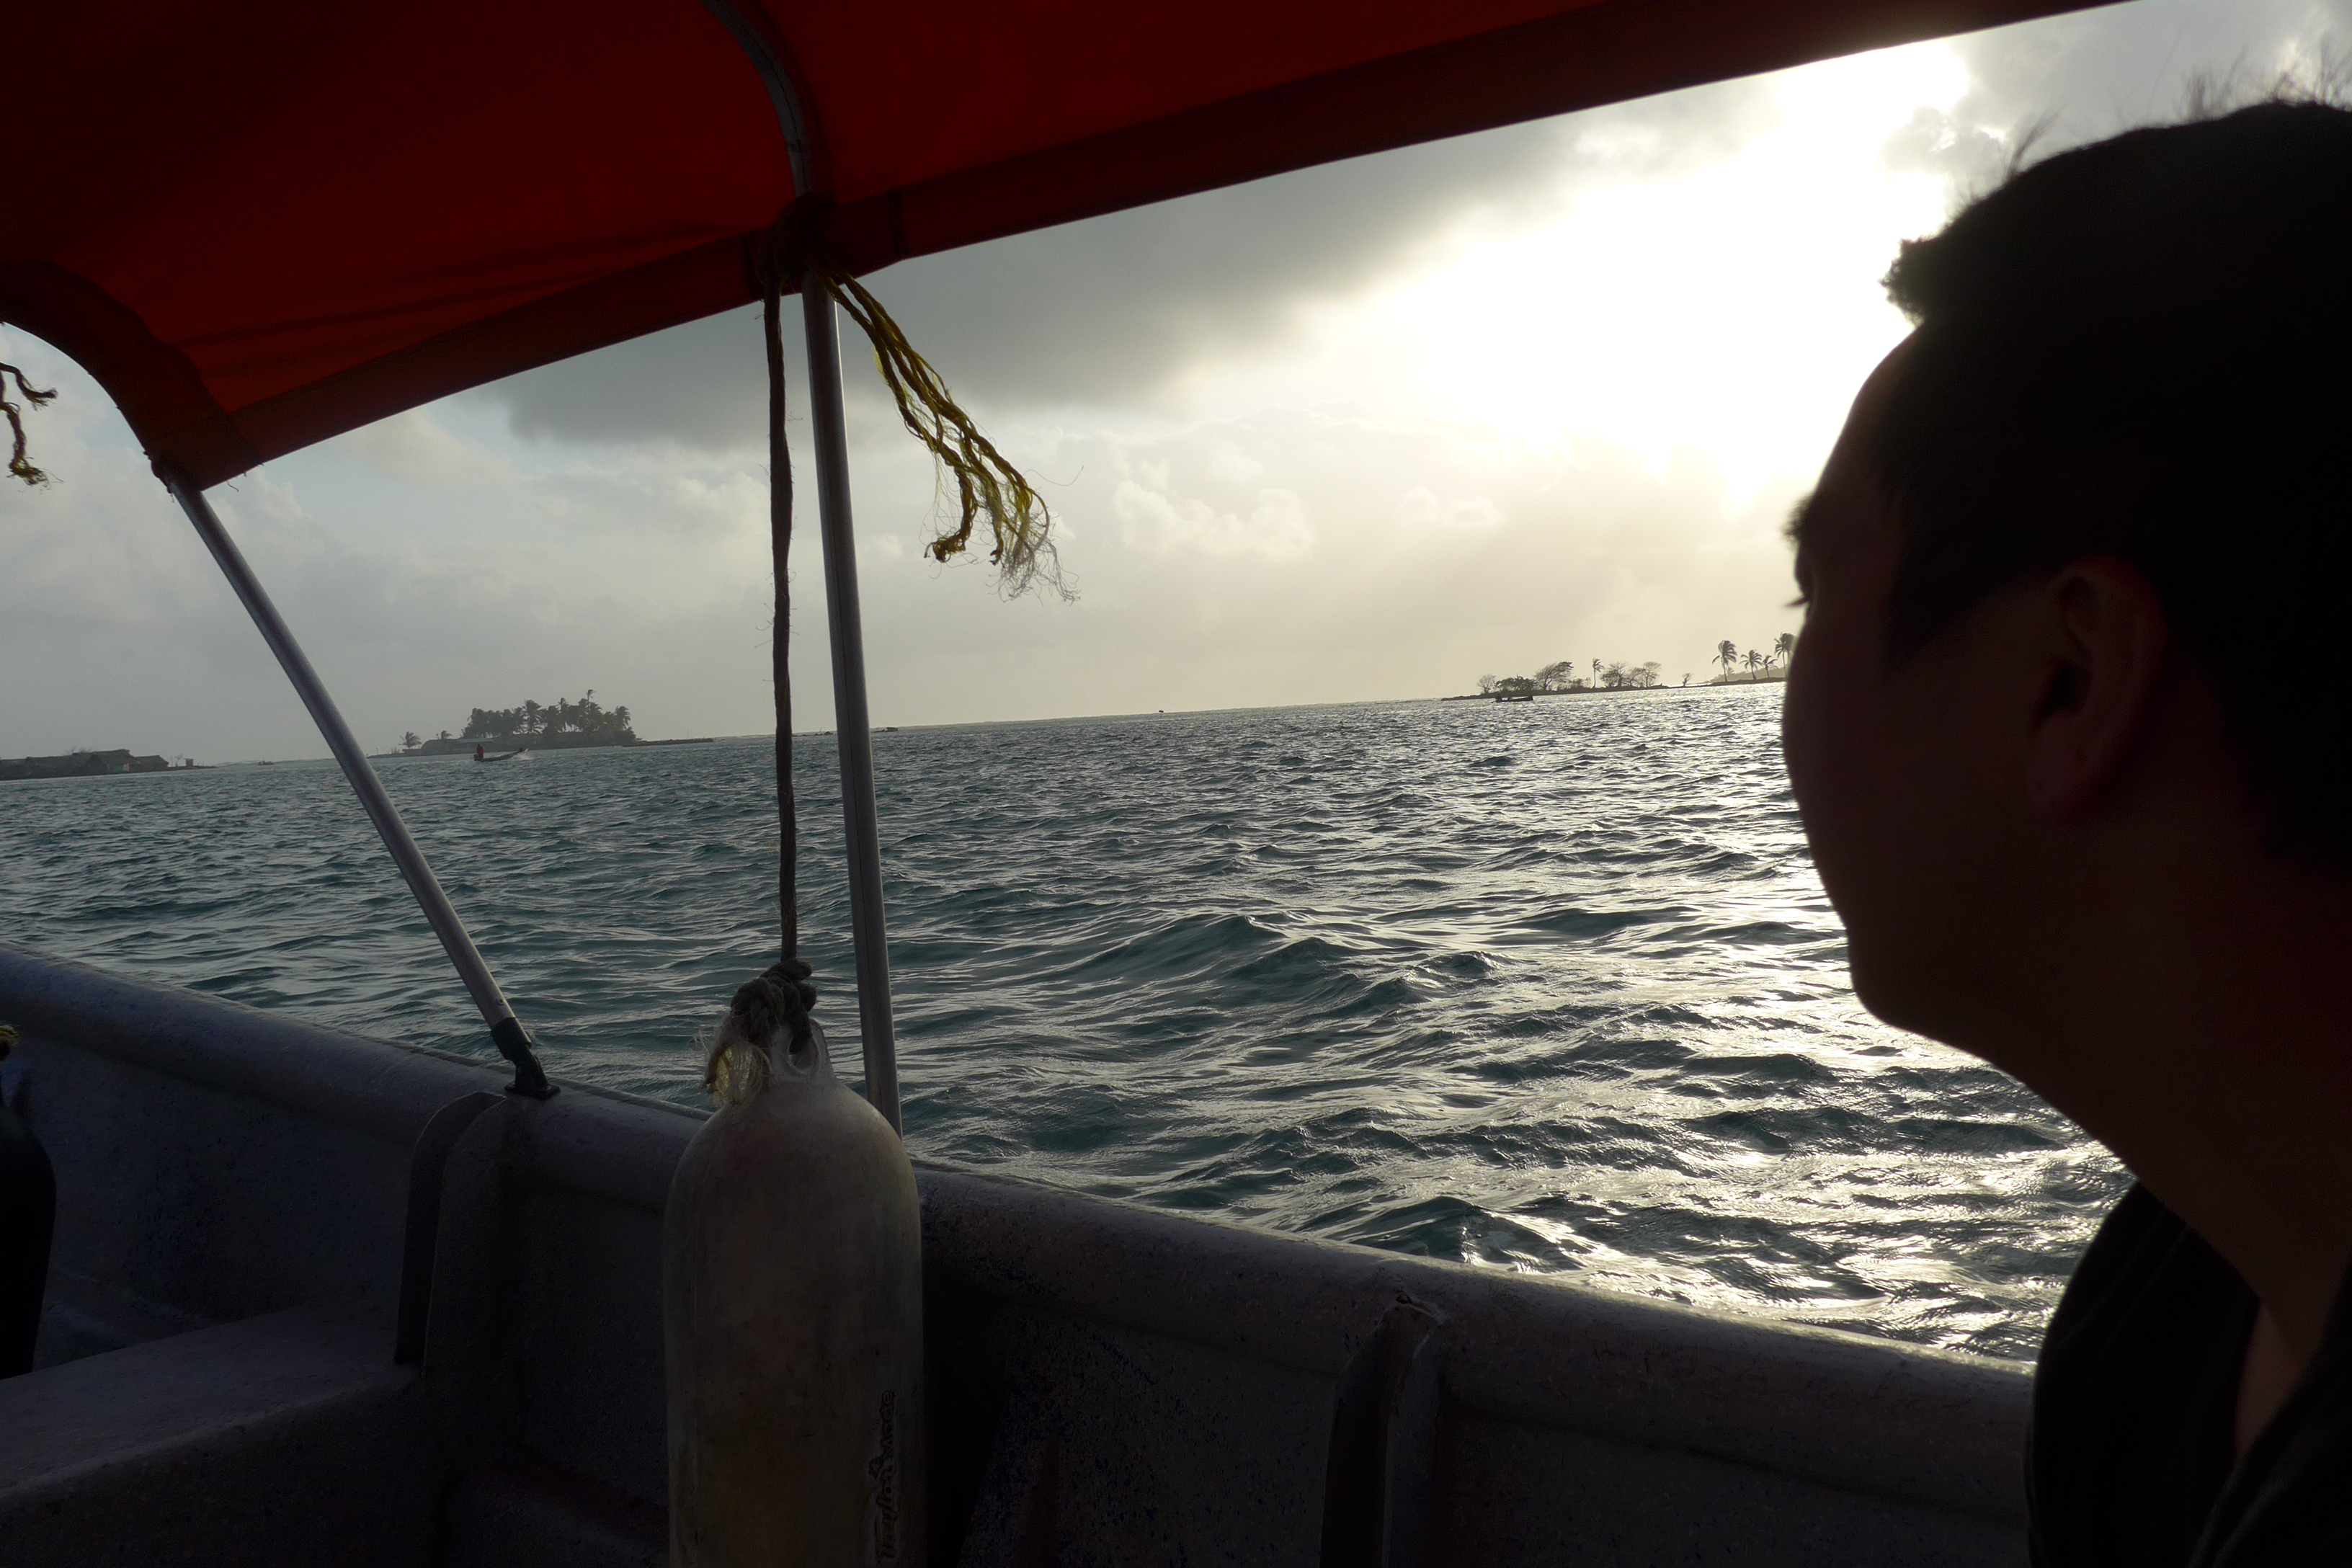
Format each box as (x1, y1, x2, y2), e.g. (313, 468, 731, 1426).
(808, 262, 1070, 602)
(1, 364, 57, 486)
(700, 1010, 773, 1107)
(703, 956, 814, 1108)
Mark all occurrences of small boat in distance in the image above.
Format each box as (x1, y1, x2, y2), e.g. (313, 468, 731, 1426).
(471, 744, 529, 763)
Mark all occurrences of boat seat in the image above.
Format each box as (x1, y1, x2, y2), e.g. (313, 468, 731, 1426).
(0, 1301, 446, 1567)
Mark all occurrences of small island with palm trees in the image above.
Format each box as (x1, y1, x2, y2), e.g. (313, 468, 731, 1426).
(1451, 633, 1794, 702)
(391, 691, 641, 754)
(1711, 633, 1796, 684)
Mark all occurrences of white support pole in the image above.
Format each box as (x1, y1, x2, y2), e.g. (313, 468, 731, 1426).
(799, 280, 902, 1133)
(159, 466, 553, 1098)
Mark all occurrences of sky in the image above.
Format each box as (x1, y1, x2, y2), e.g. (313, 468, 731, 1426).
(4, 0, 2347, 760)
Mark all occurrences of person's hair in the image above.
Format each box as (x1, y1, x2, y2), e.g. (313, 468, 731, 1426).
(1870, 96, 2352, 868)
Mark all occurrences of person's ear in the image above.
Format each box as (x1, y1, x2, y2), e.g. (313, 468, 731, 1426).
(2023, 556, 2170, 820)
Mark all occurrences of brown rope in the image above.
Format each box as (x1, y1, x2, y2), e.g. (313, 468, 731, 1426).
(705, 228, 816, 1105)
(758, 230, 801, 969)
(1, 364, 57, 486)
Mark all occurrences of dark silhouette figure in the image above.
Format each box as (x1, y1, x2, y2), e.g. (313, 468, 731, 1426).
(1782, 99, 2352, 1565)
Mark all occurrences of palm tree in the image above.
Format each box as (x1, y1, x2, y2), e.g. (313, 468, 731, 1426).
(1773, 631, 1796, 668)
(1716, 640, 1739, 679)
(1743, 650, 1763, 675)
(521, 699, 542, 737)
(401, 731, 421, 752)
(1590, 659, 1603, 688)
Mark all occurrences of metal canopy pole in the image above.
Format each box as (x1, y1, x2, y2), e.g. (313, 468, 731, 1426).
(799, 280, 902, 1133)
(158, 466, 554, 1099)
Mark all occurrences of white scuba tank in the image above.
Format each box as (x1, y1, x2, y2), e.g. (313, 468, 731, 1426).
(664, 1017, 925, 1566)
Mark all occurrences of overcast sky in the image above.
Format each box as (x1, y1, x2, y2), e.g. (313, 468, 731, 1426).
(4, 0, 2344, 760)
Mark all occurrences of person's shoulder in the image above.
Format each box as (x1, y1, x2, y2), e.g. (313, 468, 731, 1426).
(2044, 1183, 2212, 1351)
(2196, 1273, 2352, 1565)
(2030, 1184, 2253, 1568)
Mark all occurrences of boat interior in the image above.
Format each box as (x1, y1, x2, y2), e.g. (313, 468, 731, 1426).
(2, 0, 2107, 1561)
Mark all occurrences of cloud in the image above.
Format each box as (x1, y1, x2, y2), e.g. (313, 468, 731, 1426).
(1895, 0, 2352, 204)
(1114, 478, 1315, 561)
(14, 1, 2348, 764)
(467, 76, 1784, 449)
(1396, 486, 1505, 533)
(476, 306, 779, 453)
(339, 409, 514, 488)
(844, 406, 1803, 722)
(1879, 104, 2012, 190)
(479, 1, 2352, 458)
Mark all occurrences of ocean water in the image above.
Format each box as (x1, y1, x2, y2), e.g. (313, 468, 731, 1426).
(0, 686, 2121, 1361)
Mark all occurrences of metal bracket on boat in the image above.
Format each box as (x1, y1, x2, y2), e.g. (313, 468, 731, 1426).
(491, 1017, 556, 1099)
(157, 466, 559, 1102)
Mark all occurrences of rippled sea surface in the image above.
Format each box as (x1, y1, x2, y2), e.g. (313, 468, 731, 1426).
(0, 687, 2122, 1360)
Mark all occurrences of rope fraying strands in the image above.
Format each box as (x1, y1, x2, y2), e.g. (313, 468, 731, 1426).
(759, 205, 1070, 602)
(1, 364, 57, 486)
(820, 264, 1069, 601)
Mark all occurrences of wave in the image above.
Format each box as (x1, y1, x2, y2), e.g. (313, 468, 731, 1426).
(0, 689, 2111, 1363)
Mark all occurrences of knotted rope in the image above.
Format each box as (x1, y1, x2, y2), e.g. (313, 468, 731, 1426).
(2, 364, 56, 486)
(703, 957, 816, 1103)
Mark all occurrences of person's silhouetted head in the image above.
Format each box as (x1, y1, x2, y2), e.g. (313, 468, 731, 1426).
(1783, 94, 2352, 1054)
(1870, 97, 2352, 868)
(1783, 92, 2352, 1554)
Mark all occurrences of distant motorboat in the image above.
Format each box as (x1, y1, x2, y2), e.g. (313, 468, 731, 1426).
(473, 745, 530, 763)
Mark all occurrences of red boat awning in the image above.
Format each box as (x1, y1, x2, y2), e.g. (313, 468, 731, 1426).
(6, 0, 2101, 486)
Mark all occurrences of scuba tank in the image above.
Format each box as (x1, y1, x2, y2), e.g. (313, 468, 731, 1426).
(664, 1017, 924, 1566)
(0, 1024, 55, 1378)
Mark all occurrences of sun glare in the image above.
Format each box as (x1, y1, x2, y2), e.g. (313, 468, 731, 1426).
(1251, 41, 1974, 507)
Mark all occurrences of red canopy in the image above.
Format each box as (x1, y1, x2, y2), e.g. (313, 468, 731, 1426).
(6, 0, 2095, 486)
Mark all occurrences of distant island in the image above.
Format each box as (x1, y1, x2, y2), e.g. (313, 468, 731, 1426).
(393, 691, 641, 754)
(1449, 634, 1796, 702)
(1, 749, 200, 781)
